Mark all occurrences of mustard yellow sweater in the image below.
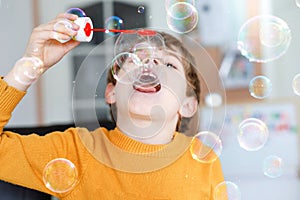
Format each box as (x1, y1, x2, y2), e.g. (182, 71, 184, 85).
(0, 78, 225, 200)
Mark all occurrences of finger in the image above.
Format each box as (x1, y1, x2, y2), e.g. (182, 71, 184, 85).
(52, 20, 78, 37)
(41, 18, 79, 32)
(51, 31, 73, 43)
(55, 12, 78, 21)
(64, 40, 81, 52)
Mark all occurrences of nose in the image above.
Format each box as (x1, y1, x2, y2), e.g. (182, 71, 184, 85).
(141, 58, 161, 66)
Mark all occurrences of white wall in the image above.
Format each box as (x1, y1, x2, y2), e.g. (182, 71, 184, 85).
(0, 0, 38, 127)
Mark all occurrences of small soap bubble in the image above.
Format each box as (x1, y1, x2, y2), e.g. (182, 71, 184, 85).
(166, 2, 198, 34)
(13, 57, 44, 85)
(53, 20, 73, 43)
(105, 16, 124, 36)
(263, 155, 283, 178)
(214, 181, 241, 200)
(204, 93, 223, 107)
(292, 73, 300, 96)
(296, 0, 300, 8)
(111, 52, 142, 84)
(249, 75, 272, 99)
(165, 0, 195, 12)
(237, 15, 291, 63)
(43, 158, 78, 193)
(66, 7, 86, 17)
(190, 131, 223, 163)
(238, 118, 269, 151)
(137, 5, 145, 14)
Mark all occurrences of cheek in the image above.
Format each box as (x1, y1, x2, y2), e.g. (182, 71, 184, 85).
(162, 70, 187, 102)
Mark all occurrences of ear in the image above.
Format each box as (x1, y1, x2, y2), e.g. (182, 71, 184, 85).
(105, 83, 116, 104)
(179, 96, 198, 118)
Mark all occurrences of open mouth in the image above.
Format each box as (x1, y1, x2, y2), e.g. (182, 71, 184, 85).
(133, 73, 161, 93)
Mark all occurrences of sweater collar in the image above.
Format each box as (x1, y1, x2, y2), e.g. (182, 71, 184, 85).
(106, 128, 170, 153)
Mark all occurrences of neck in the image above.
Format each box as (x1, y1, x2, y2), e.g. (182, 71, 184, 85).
(116, 112, 179, 145)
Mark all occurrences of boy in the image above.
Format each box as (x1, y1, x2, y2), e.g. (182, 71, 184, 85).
(0, 13, 225, 199)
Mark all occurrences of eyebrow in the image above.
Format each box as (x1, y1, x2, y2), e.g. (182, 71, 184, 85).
(164, 49, 183, 63)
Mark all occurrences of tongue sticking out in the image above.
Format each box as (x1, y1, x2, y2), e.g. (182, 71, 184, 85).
(133, 73, 161, 93)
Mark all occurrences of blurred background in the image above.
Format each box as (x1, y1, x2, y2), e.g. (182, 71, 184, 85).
(0, 0, 300, 199)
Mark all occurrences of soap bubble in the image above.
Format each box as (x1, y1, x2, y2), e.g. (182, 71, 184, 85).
(66, 7, 86, 17)
(190, 131, 223, 163)
(204, 93, 223, 107)
(238, 118, 269, 151)
(13, 57, 44, 85)
(292, 73, 300, 96)
(214, 181, 241, 200)
(53, 20, 73, 43)
(249, 75, 272, 99)
(137, 5, 145, 13)
(166, 2, 198, 34)
(263, 155, 283, 178)
(105, 16, 124, 36)
(43, 158, 78, 193)
(237, 15, 291, 63)
(165, 0, 195, 12)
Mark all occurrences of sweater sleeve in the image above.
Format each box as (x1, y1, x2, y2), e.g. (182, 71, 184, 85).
(0, 78, 91, 197)
(0, 77, 26, 133)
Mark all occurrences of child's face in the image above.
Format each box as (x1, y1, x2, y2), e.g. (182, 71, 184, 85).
(106, 46, 197, 125)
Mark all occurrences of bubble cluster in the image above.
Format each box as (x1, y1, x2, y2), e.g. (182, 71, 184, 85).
(237, 15, 291, 63)
(249, 75, 272, 99)
(112, 31, 166, 90)
(292, 73, 300, 96)
(190, 131, 223, 163)
(66, 7, 86, 17)
(237, 118, 269, 151)
(111, 52, 143, 84)
(105, 16, 124, 36)
(43, 158, 78, 193)
(263, 155, 283, 178)
(13, 57, 44, 85)
(166, 2, 198, 34)
(214, 181, 241, 200)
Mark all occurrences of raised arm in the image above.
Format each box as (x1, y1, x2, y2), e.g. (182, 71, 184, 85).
(4, 12, 80, 91)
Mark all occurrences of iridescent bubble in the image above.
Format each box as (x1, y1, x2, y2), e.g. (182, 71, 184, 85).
(166, 2, 198, 34)
(263, 155, 283, 178)
(296, 0, 300, 8)
(237, 15, 291, 63)
(66, 7, 86, 17)
(105, 16, 124, 36)
(214, 181, 241, 200)
(111, 52, 143, 84)
(292, 73, 300, 96)
(190, 131, 223, 163)
(43, 158, 78, 193)
(249, 75, 272, 99)
(165, 0, 195, 12)
(238, 118, 269, 151)
(204, 93, 223, 107)
(53, 20, 73, 43)
(137, 5, 145, 14)
(114, 31, 165, 64)
(13, 57, 44, 85)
